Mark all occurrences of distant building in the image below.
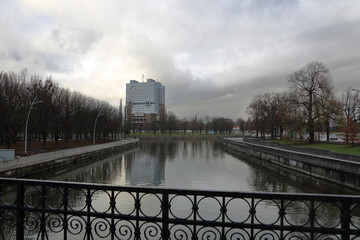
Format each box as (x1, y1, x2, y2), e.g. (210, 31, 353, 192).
(126, 79, 165, 129)
(126, 79, 165, 114)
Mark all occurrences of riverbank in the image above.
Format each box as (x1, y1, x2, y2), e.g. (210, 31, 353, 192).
(0, 139, 139, 178)
(0, 139, 118, 157)
(224, 138, 360, 191)
(267, 139, 360, 156)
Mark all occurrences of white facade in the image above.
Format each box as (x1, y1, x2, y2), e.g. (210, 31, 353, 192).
(126, 79, 165, 114)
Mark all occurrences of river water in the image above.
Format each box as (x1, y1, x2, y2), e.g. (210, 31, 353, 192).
(48, 140, 356, 194)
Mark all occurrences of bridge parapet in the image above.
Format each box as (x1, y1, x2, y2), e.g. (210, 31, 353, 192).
(0, 178, 359, 239)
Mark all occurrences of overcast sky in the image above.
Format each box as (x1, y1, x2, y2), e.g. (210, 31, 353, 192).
(1, 0, 360, 120)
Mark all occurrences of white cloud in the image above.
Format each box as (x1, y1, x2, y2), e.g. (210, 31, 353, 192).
(0, 0, 360, 119)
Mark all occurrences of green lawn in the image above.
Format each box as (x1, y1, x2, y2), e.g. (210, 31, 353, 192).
(300, 143, 360, 155)
(268, 140, 360, 155)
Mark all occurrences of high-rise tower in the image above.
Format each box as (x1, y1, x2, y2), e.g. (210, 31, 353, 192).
(126, 79, 165, 114)
(126, 79, 165, 129)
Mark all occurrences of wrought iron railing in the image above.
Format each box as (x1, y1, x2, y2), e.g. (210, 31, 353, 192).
(0, 177, 360, 240)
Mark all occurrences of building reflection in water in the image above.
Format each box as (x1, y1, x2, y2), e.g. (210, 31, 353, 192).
(123, 146, 165, 186)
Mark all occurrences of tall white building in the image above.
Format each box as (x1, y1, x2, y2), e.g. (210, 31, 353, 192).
(126, 79, 165, 114)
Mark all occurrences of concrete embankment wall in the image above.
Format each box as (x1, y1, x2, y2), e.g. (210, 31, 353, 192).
(0, 139, 138, 178)
(224, 138, 360, 190)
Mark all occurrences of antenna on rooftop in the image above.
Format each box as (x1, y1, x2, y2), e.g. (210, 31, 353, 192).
(142, 74, 144, 82)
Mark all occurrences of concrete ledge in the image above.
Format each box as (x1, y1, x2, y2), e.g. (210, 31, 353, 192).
(224, 138, 360, 190)
(0, 139, 139, 177)
(0, 149, 15, 160)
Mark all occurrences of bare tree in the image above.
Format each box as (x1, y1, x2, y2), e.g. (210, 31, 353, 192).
(119, 99, 123, 138)
(198, 118, 204, 135)
(167, 111, 177, 134)
(318, 90, 342, 141)
(212, 117, 233, 135)
(181, 118, 189, 135)
(149, 114, 157, 134)
(342, 88, 360, 142)
(191, 115, 198, 134)
(342, 87, 360, 123)
(0, 71, 28, 148)
(272, 92, 292, 138)
(62, 89, 74, 143)
(247, 95, 267, 138)
(51, 87, 67, 144)
(0, 69, 120, 151)
(30, 76, 59, 146)
(124, 101, 132, 135)
(158, 105, 167, 134)
(204, 116, 211, 135)
(288, 61, 334, 143)
(343, 116, 360, 147)
(236, 118, 246, 135)
(71, 92, 85, 140)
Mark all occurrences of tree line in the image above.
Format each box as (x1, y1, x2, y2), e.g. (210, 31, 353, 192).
(0, 70, 236, 150)
(246, 61, 360, 144)
(126, 103, 235, 136)
(0, 70, 121, 149)
(3, 61, 356, 150)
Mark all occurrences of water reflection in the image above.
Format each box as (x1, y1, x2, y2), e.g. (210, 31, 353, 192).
(42, 140, 358, 195)
(124, 147, 165, 186)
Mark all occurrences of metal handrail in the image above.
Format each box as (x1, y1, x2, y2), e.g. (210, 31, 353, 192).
(0, 177, 359, 239)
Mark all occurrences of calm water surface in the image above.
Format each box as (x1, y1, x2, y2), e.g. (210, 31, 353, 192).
(48, 140, 356, 194)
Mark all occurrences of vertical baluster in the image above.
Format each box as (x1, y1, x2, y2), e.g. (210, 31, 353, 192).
(135, 192, 140, 240)
(162, 191, 169, 240)
(309, 200, 315, 240)
(192, 195, 198, 240)
(40, 185, 46, 239)
(86, 188, 92, 240)
(341, 199, 351, 240)
(250, 197, 255, 240)
(63, 187, 68, 240)
(16, 182, 24, 240)
(279, 199, 285, 240)
(110, 190, 115, 240)
(220, 196, 226, 240)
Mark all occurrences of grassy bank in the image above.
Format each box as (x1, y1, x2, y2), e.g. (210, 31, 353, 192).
(300, 143, 360, 155)
(269, 140, 360, 155)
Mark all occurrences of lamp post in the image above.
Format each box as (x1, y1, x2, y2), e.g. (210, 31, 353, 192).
(93, 111, 104, 144)
(25, 97, 42, 154)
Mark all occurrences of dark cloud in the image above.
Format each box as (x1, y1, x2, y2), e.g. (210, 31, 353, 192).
(165, 64, 289, 119)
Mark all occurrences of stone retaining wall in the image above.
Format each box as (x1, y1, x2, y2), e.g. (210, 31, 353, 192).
(0, 139, 138, 178)
(224, 138, 360, 190)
